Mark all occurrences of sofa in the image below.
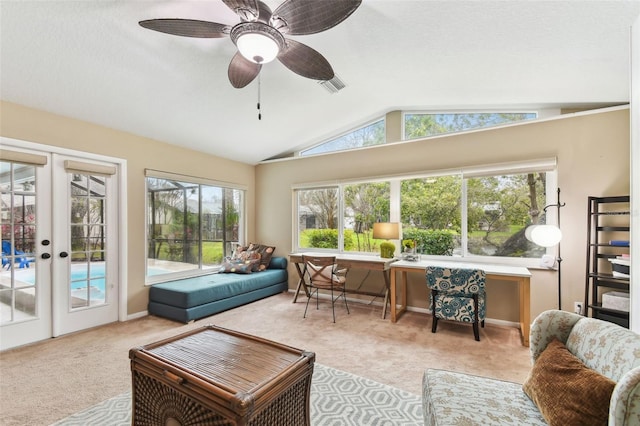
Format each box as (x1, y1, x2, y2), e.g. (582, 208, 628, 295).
(422, 310, 640, 425)
(148, 256, 288, 323)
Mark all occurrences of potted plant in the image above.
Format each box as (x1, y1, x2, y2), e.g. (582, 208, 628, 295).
(402, 239, 416, 254)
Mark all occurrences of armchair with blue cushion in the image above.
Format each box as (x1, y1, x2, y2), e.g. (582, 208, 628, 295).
(425, 266, 486, 341)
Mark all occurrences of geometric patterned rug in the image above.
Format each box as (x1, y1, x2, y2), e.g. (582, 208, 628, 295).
(50, 364, 423, 425)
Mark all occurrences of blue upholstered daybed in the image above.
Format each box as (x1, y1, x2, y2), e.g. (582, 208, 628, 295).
(148, 257, 289, 323)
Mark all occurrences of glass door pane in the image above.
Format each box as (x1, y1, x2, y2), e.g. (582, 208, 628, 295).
(69, 173, 107, 309)
(0, 163, 38, 323)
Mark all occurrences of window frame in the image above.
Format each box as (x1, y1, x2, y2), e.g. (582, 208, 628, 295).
(293, 158, 557, 268)
(144, 169, 247, 284)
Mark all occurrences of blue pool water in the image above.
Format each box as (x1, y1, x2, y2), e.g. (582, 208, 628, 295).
(13, 264, 168, 298)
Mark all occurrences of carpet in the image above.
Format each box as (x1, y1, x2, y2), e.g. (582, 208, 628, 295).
(50, 363, 423, 425)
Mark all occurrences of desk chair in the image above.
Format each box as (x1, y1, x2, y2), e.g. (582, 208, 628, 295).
(426, 266, 486, 341)
(302, 255, 349, 323)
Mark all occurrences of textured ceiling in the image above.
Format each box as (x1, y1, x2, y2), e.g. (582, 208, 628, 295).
(1, 1, 639, 164)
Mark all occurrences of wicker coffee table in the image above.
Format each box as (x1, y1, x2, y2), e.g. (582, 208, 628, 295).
(129, 325, 315, 426)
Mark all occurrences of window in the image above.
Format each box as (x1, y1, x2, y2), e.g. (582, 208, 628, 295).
(146, 173, 244, 282)
(400, 175, 462, 255)
(404, 112, 537, 140)
(297, 187, 339, 250)
(343, 182, 390, 253)
(300, 118, 385, 156)
(294, 160, 554, 263)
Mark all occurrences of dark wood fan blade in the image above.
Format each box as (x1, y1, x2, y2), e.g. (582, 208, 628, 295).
(222, 0, 260, 21)
(277, 39, 334, 80)
(228, 52, 261, 88)
(271, 0, 361, 35)
(139, 19, 229, 38)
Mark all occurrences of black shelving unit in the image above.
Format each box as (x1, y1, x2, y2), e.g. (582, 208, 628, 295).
(584, 195, 631, 328)
(584, 195, 630, 328)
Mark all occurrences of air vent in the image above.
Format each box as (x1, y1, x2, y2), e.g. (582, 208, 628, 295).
(319, 74, 346, 94)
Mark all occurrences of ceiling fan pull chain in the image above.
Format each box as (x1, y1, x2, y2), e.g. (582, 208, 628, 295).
(257, 73, 262, 120)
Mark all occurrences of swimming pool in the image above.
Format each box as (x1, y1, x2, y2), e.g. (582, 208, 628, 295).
(9, 264, 168, 301)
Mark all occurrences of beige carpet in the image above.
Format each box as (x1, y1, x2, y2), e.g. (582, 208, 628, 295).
(0, 292, 532, 426)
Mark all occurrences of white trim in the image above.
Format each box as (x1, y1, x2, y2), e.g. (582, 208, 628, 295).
(630, 15, 639, 333)
(0, 136, 129, 330)
(127, 310, 148, 321)
(145, 168, 248, 191)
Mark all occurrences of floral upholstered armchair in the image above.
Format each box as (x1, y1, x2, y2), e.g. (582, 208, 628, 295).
(425, 266, 486, 341)
(422, 310, 640, 425)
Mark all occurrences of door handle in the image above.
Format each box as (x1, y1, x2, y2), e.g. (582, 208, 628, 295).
(59, 252, 69, 258)
(41, 253, 51, 259)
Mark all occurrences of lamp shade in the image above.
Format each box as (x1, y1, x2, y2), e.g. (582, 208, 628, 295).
(530, 224, 562, 247)
(373, 222, 400, 240)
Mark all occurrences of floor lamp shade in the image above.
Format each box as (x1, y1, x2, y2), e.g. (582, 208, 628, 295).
(529, 224, 563, 247)
(373, 222, 400, 240)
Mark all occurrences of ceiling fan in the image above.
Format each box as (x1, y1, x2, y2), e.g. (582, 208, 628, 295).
(139, 0, 362, 89)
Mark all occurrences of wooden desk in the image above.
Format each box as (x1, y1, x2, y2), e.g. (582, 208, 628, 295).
(289, 253, 396, 319)
(390, 259, 532, 347)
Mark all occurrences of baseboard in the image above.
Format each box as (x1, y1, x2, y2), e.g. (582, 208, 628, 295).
(127, 310, 148, 321)
(287, 289, 520, 329)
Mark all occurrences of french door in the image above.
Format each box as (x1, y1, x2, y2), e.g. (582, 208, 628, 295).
(1, 145, 121, 350)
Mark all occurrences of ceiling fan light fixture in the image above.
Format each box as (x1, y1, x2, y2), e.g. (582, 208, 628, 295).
(231, 22, 284, 64)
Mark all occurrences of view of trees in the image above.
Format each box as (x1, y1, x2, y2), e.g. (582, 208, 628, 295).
(297, 112, 547, 258)
(405, 113, 536, 140)
(301, 119, 385, 156)
(298, 170, 548, 258)
(146, 177, 242, 276)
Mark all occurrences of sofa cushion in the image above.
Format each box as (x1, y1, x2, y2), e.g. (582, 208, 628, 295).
(422, 369, 546, 426)
(522, 338, 615, 426)
(149, 268, 288, 309)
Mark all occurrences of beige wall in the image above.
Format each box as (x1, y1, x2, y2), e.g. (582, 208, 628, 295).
(256, 107, 631, 323)
(0, 101, 631, 323)
(0, 101, 256, 315)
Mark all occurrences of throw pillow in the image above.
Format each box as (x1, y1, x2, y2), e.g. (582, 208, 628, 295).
(220, 257, 259, 274)
(232, 248, 262, 272)
(247, 243, 276, 271)
(231, 244, 248, 259)
(522, 338, 616, 426)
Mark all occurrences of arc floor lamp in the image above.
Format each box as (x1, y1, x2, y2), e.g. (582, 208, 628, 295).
(526, 188, 566, 310)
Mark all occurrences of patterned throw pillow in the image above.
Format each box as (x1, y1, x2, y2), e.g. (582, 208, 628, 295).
(247, 243, 276, 272)
(220, 257, 260, 274)
(522, 338, 616, 426)
(231, 245, 262, 272)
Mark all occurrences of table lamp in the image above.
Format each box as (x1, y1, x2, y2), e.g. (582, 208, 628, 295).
(373, 222, 400, 258)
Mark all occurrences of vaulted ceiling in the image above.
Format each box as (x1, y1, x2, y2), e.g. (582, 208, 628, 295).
(1, 1, 639, 164)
